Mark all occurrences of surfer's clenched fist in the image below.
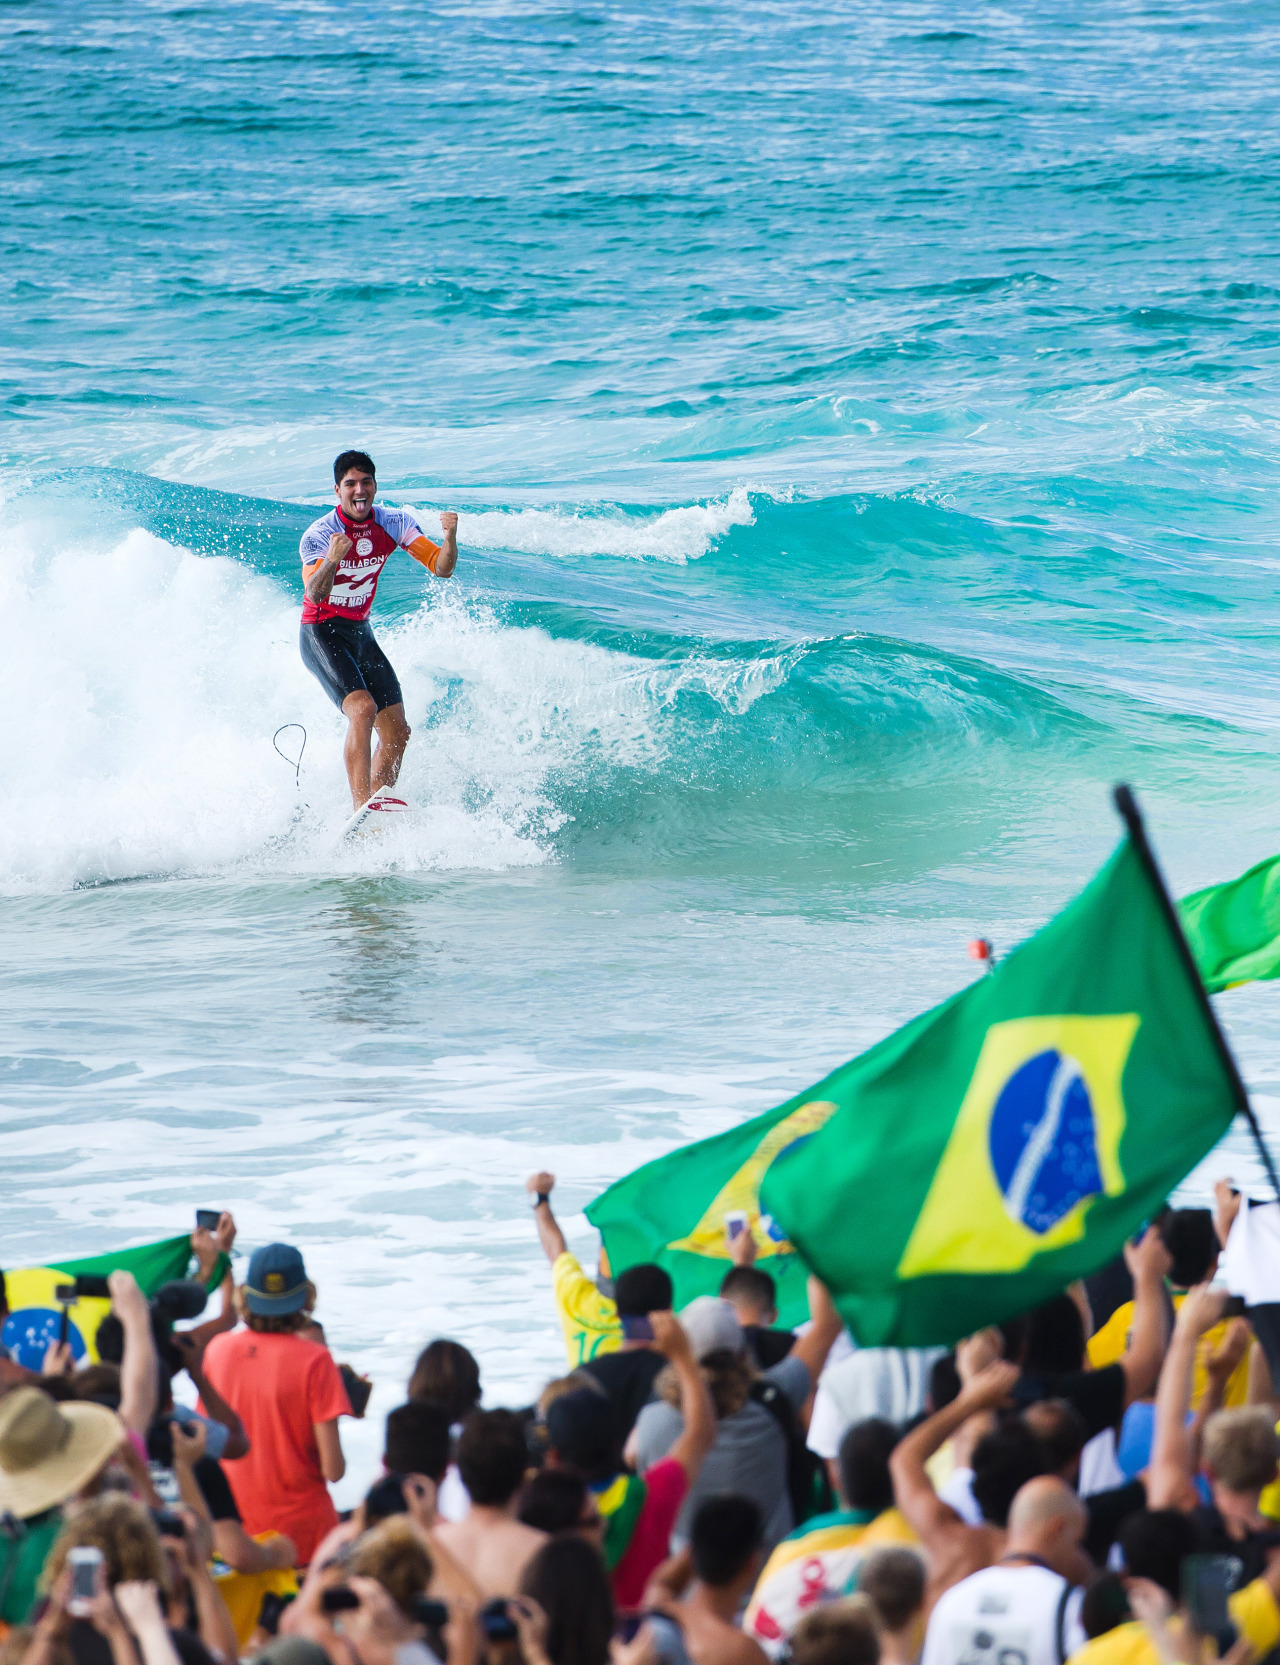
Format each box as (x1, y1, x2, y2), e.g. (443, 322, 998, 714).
(434, 510, 459, 577)
(303, 531, 351, 607)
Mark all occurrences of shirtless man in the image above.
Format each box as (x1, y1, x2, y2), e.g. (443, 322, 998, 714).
(433, 1408, 547, 1598)
(298, 450, 458, 810)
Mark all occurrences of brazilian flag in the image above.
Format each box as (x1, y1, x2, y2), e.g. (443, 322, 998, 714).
(586, 1093, 839, 1329)
(759, 792, 1248, 1347)
(1, 1235, 223, 1369)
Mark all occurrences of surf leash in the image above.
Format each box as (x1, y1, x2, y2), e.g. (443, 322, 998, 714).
(272, 723, 307, 789)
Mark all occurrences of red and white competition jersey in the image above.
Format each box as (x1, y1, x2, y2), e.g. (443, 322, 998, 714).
(299, 505, 441, 624)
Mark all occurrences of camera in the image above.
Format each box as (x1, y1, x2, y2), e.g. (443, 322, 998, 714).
(67, 1546, 103, 1616)
(480, 1600, 518, 1642)
(96, 1280, 209, 1377)
(146, 1410, 202, 1470)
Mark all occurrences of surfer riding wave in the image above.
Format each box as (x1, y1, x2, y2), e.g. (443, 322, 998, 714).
(299, 450, 459, 812)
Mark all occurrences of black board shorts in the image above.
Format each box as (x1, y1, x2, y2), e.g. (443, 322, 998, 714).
(299, 617, 403, 713)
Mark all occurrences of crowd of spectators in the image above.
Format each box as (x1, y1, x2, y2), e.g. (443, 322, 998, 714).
(5, 1173, 1280, 1665)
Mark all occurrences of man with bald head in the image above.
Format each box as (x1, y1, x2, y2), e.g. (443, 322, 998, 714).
(921, 1476, 1090, 1665)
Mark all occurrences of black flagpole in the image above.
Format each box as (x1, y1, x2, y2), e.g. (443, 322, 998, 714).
(1113, 782, 1280, 1203)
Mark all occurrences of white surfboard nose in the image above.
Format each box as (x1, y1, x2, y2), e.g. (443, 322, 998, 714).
(339, 787, 410, 840)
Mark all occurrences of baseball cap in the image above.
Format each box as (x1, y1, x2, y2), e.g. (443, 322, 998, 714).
(545, 1388, 617, 1478)
(680, 1295, 745, 1361)
(244, 1243, 310, 1315)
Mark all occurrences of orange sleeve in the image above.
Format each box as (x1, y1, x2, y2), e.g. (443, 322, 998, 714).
(406, 534, 441, 574)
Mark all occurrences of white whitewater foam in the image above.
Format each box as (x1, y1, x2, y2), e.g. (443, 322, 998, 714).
(407, 485, 755, 564)
(0, 522, 787, 891)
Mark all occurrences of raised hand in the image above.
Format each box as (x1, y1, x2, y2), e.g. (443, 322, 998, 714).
(170, 1416, 208, 1468)
(403, 1473, 438, 1531)
(957, 1359, 1021, 1411)
(1215, 1178, 1243, 1248)
(328, 532, 353, 562)
(108, 1269, 148, 1323)
(1206, 1317, 1252, 1384)
(956, 1328, 1003, 1384)
(510, 1596, 552, 1665)
(1125, 1224, 1174, 1286)
(648, 1309, 691, 1363)
(42, 1339, 75, 1377)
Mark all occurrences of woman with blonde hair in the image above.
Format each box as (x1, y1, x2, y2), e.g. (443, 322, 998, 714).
(201, 1245, 350, 1566)
(32, 1498, 196, 1665)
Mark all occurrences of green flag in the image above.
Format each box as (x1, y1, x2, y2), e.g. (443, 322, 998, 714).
(759, 817, 1246, 1347)
(585, 1098, 838, 1329)
(1180, 849, 1280, 995)
(47, 1234, 211, 1292)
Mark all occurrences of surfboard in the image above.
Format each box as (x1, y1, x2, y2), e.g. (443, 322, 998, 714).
(339, 787, 410, 841)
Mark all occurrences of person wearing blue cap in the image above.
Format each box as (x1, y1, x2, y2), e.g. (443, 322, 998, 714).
(202, 1244, 352, 1566)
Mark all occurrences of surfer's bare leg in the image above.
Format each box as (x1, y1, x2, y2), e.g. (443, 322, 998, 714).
(341, 690, 378, 809)
(371, 702, 411, 795)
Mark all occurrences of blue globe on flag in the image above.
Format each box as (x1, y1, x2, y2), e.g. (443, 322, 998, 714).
(1, 1307, 89, 1371)
(988, 1048, 1104, 1234)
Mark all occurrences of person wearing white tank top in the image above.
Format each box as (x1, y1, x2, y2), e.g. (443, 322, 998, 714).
(921, 1477, 1088, 1665)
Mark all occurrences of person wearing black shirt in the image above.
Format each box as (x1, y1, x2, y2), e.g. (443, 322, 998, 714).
(1007, 1226, 1174, 1438)
(580, 1263, 675, 1443)
(720, 1264, 795, 1371)
(1022, 1398, 1146, 1565)
(170, 1420, 296, 1578)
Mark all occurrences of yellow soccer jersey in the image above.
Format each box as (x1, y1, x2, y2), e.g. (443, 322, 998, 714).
(1088, 1295, 1251, 1408)
(1068, 1577, 1280, 1665)
(552, 1251, 623, 1365)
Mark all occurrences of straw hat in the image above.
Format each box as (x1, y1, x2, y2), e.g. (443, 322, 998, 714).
(0, 1386, 124, 1519)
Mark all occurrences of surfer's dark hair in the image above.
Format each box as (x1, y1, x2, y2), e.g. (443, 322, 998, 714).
(334, 449, 376, 484)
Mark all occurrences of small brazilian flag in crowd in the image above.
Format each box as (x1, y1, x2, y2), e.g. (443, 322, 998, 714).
(758, 811, 1246, 1347)
(1180, 847, 1280, 995)
(587, 1095, 838, 1328)
(1, 1235, 215, 1369)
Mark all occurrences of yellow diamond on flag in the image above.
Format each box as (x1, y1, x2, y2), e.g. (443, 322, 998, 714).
(897, 1013, 1139, 1280)
(666, 1098, 840, 1259)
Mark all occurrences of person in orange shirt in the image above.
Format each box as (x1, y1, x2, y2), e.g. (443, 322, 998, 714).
(202, 1244, 350, 1566)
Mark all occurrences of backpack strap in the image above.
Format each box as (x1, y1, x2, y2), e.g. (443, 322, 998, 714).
(1054, 1581, 1074, 1665)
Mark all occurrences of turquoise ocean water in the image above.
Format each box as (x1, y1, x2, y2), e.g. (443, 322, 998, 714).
(6, 0, 1280, 1495)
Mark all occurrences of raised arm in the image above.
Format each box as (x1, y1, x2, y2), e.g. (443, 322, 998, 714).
(172, 1338, 249, 1460)
(112, 1583, 184, 1665)
(1147, 1283, 1227, 1510)
(406, 512, 458, 579)
(109, 1270, 159, 1437)
(303, 533, 351, 606)
(649, 1310, 716, 1482)
(526, 1171, 569, 1265)
(185, 1212, 239, 1350)
(1121, 1226, 1175, 1407)
(889, 1360, 1021, 1547)
(789, 1277, 844, 1384)
(166, 1507, 241, 1665)
(1214, 1178, 1242, 1250)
